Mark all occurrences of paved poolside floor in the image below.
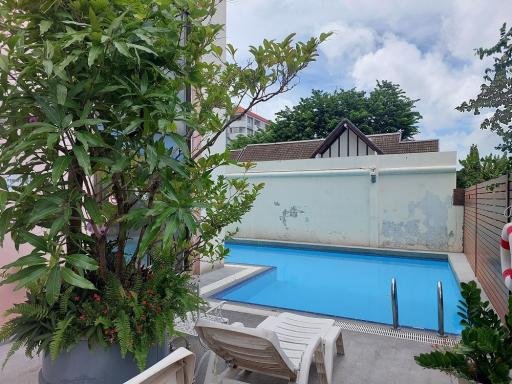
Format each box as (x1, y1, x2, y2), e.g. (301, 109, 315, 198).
(0, 265, 458, 384)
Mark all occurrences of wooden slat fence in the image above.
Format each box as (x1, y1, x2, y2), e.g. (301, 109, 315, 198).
(464, 174, 510, 319)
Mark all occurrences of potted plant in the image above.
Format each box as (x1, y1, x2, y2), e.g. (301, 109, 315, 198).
(415, 281, 512, 384)
(0, 1, 328, 382)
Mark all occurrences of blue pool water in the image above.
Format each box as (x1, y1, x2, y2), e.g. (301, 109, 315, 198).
(214, 243, 463, 334)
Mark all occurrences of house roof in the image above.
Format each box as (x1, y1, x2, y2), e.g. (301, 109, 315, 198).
(229, 149, 243, 161)
(234, 139, 324, 162)
(311, 119, 383, 157)
(367, 132, 439, 154)
(229, 119, 440, 162)
(236, 107, 270, 124)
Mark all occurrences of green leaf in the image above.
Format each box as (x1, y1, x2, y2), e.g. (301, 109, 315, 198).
(168, 133, 189, 157)
(66, 254, 98, 271)
(0, 210, 11, 245)
(122, 118, 143, 135)
(88, 45, 103, 67)
(183, 212, 197, 233)
(47, 133, 59, 149)
(50, 316, 73, 360)
(83, 196, 103, 224)
(49, 210, 68, 237)
(0, 55, 9, 72)
(72, 145, 92, 175)
(18, 231, 48, 251)
(146, 145, 158, 173)
(46, 267, 61, 305)
(162, 217, 178, 254)
(56, 84, 67, 105)
(75, 131, 107, 148)
(43, 60, 53, 76)
(2, 254, 46, 269)
(126, 43, 157, 56)
(0, 190, 7, 212)
(40, 20, 53, 35)
(61, 267, 95, 290)
(1, 265, 47, 290)
(28, 205, 61, 225)
(69, 118, 107, 128)
(137, 223, 161, 258)
(52, 156, 70, 184)
(114, 41, 131, 58)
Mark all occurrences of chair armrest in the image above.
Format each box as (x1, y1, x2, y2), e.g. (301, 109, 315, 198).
(323, 326, 341, 344)
(124, 347, 195, 384)
(297, 336, 322, 384)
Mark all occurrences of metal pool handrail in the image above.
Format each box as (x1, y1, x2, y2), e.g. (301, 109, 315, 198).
(437, 281, 445, 337)
(391, 277, 399, 329)
(391, 278, 446, 336)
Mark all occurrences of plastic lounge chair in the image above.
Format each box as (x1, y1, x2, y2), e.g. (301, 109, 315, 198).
(195, 319, 326, 384)
(257, 312, 344, 384)
(124, 347, 195, 384)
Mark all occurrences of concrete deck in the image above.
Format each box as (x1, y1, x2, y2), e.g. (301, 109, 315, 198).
(0, 308, 456, 384)
(0, 264, 460, 384)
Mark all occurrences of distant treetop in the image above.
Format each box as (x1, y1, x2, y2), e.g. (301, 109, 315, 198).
(229, 80, 422, 149)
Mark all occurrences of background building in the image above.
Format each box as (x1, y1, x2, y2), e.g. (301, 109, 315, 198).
(226, 107, 270, 145)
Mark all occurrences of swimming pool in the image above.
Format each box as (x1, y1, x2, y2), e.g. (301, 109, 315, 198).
(214, 242, 463, 334)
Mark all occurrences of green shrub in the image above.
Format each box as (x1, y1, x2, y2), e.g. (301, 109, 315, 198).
(415, 281, 512, 384)
(0, 0, 327, 369)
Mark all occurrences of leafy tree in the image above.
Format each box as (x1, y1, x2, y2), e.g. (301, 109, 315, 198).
(458, 23, 512, 153)
(457, 144, 510, 188)
(229, 80, 421, 149)
(0, 0, 326, 369)
(457, 144, 483, 188)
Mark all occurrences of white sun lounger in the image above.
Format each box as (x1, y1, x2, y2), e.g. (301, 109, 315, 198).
(196, 313, 344, 384)
(124, 347, 195, 384)
(257, 312, 344, 384)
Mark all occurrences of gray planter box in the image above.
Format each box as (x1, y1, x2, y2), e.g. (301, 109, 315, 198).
(38, 340, 169, 384)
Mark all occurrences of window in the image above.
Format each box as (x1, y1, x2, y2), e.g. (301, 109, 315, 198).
(247, 116, 254, 127)
(254, 120, 261, 128)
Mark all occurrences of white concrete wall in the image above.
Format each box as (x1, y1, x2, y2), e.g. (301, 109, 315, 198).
(226, 152, 463, 252)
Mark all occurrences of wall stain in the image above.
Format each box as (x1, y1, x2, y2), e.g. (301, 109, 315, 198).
(381, 191, 451, 249)
(273, 201, 281, 206)
(280, 206, 305, 229)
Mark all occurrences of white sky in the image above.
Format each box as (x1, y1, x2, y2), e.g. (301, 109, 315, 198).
(226, 0, 512, 160)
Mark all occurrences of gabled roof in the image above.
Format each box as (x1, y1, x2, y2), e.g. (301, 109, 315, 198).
(367, 132, 439, 154)
(311, 119, 383, 157)
(229, 118, 440, 162)
(235, 139, 323, 162)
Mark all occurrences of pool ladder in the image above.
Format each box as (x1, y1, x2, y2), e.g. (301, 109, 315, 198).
(390, 278, 445, 337)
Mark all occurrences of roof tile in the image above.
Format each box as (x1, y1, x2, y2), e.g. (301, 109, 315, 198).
(235, 139, 323, 162)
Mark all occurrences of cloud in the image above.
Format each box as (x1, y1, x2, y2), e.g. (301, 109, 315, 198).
(351, 34, 484, 137)
(317, 22, 377, 63)
(440, 0, 512, 61)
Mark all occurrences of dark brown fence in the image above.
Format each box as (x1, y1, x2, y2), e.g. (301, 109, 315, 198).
(464, 174, 510, 319)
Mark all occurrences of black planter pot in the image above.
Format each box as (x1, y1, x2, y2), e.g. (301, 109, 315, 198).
(38, 340, 169, 384)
